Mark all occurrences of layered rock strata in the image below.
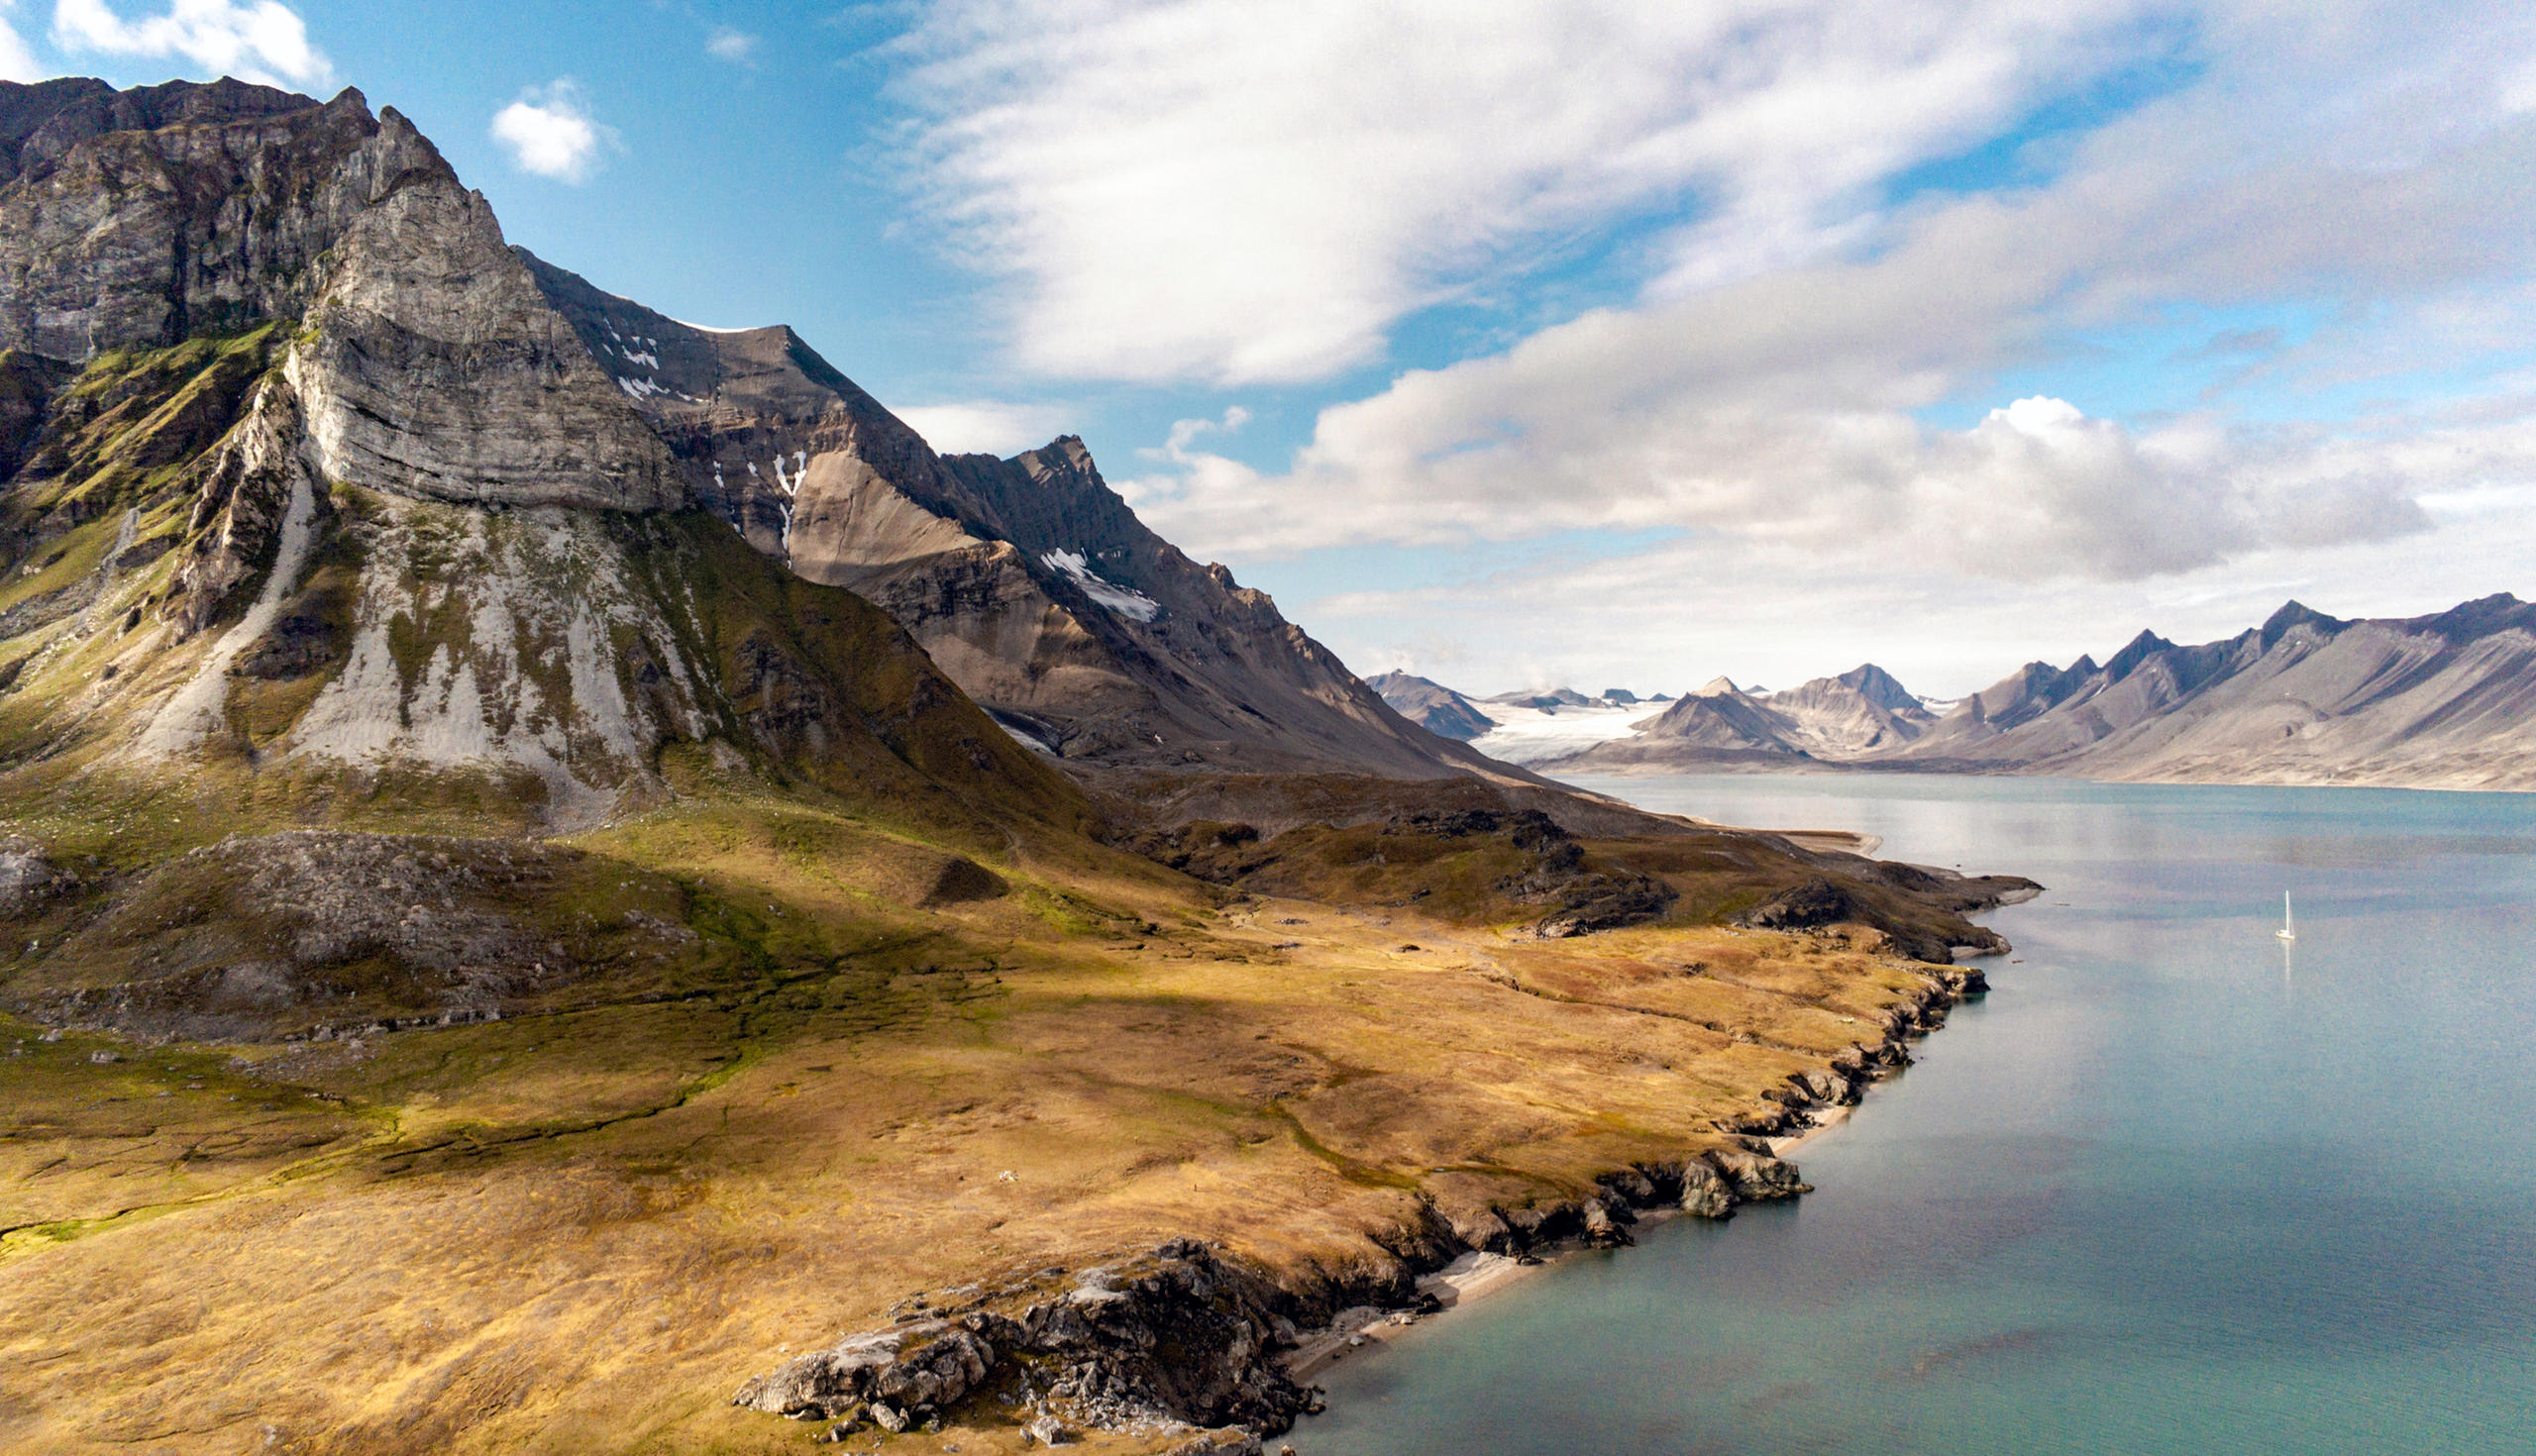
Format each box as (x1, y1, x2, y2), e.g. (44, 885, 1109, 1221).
(518, 253, 1514, 780)
(0, 79, 1077, 829)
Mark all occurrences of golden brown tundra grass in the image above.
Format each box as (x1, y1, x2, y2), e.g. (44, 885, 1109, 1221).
(0, 791, 1976, 1456)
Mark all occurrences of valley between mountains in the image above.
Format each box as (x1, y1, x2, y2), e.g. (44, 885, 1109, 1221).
(0, 78, 2033, 1456)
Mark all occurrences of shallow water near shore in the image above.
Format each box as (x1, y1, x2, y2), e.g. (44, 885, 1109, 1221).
(1292, 775, 2536, 1456)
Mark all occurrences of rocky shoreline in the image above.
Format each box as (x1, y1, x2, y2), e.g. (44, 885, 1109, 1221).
(732, 958, 1994, 1451)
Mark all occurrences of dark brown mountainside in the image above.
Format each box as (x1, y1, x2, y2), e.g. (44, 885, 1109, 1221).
(519, 254, 1497, 779)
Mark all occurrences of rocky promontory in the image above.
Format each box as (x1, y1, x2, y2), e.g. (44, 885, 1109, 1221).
(732, 951, 1996, 1448)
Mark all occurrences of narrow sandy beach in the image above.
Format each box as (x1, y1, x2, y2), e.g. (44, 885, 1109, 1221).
(1284, 1103, 1863, 1382)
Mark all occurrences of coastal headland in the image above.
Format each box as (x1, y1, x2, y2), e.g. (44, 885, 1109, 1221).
(1, 782, 2016, 1455)
(0, 74, 2030, 1456)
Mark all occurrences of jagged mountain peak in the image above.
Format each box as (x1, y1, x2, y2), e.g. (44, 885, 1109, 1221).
(1880, 591, 2536, 787)
(1830, 663, 1919, 712)
(0, 77, 1091, 835)
(2416, 591, 2534, 643)
(2102, 629, 2178, 681)
(0, 75, 341, 185)
(518, 253, 1504, 780)
(0, 78, 681, 516)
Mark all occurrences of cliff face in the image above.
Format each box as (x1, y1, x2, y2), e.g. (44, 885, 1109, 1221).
(0, 77, 1075, 831)
(0, 78, 684, 516)
(520, 253, 1490, 778)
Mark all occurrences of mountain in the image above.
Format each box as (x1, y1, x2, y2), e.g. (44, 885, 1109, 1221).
(1550, 666, 1933, 770)
(1640, 677, 1806, 755)
(1758, 664, 1937, 756)
(518, 255, 1486, 780)
(1369, 679, 1690, 765)
(0, 76, 1075, 836)
(1887, 596, 2536, 788)
(1550, 600, 2536, 790)
(1365, 670, 1495, 740)
(0, 77, 2052, 1456)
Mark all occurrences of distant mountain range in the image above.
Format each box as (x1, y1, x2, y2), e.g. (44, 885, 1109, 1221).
(1380, 597, 2536, 791)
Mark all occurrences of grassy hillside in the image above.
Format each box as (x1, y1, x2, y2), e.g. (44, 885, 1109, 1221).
(0, 330, 2028, 1455)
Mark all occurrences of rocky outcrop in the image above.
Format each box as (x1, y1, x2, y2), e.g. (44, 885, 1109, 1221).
(0, 77, 684, 514)
(733, 947, 1998, 1447)
(516, 252, 1531, 782)
(729, 1147, 1833, 1444)
(0, 833, 71, 916)
(0, 831, 708, 1040)
(734, 1242, 1305, 1443)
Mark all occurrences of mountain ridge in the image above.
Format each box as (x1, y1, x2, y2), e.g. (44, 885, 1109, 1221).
(517, 252, 1513, 782)
(0, 75, 2049, 1456)
(1545, 597, 2536, 790)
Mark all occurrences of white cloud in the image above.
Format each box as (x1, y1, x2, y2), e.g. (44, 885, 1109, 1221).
(870, 2, 2536, 694)
(1299, 419, 2536, 700)
(490, 79, 613, 183)
(0, 2, 45, 82)
(1111, 1, 2536, 595)
(896, 0, 2158, 385)
(705, 26, 755, 63)
(894, 400, 1072, 457)
(2502, 52, 2536, 113)
(51, 0, 332, 89)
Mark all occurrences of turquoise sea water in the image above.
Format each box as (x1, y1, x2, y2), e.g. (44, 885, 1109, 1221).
(1292, 776, 2536, 1456)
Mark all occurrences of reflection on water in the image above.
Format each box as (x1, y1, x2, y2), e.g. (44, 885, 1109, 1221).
(1294, 776, 2536, 1456)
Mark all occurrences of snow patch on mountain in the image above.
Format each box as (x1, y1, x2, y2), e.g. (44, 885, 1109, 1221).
(1039, 549, 1161, 622)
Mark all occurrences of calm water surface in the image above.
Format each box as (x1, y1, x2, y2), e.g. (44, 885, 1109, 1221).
(1294, 776, 2536, 1456)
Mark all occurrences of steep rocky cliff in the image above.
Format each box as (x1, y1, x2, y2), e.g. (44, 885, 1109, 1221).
(518, 254, 1498, 779)
(0, 76, 1074, 833)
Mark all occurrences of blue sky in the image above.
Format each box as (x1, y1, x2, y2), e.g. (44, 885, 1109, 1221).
(10, 1, 2536, 697)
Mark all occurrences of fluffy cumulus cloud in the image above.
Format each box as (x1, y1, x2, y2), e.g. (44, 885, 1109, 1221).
(490, 79, 613, 183)
(51, 0, 331, 89)
(885, 1, 2536, 685)
(704, 26, 755, 63)
(897, 0, 2159, 386)
(1090, 1, 2536, 590)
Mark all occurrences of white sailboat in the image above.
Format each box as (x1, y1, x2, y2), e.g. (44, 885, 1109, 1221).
(2275, 891, 2296, 941)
